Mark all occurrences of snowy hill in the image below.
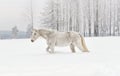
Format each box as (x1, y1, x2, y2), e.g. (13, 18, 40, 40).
(0, 37, 120, 76)
(0, 31, 27, 39)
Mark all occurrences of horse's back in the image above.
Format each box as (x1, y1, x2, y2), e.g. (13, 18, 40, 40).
(53, 31, 79, 46)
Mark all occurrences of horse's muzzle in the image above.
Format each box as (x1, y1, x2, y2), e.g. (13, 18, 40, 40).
(31, 40, 34, 42)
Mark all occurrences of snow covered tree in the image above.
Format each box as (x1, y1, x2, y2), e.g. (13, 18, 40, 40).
(94, 0, 99, 36)
(40, 0, 120, 37)
(12, 26, 19, 38)
(40, 0, 56, 30)
(26, 24, 33, 38)
(23, 0, 34, 27)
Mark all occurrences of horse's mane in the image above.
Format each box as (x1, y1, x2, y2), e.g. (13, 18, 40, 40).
(38, 29, 56, 32)
(36, 28, 56, 36)
(38, 28, 54, 32)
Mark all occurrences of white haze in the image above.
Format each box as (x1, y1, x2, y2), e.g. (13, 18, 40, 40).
(0, 0, 47, 31)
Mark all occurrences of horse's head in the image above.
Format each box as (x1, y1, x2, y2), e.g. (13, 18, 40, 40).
(31, 29, 40, 42)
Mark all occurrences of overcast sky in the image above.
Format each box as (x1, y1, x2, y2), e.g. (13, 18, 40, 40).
(0, 0, 47, 31)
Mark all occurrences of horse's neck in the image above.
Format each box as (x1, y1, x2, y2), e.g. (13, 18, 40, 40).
(39, 29, 52, 39)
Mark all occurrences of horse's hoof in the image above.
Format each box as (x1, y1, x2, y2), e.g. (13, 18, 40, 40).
(72, 51, 76, 53)
(47, 51, 54, 54)
(83, 51, 90, 53)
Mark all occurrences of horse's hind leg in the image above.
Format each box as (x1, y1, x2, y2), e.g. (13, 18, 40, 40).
(70, 43, 75, 53)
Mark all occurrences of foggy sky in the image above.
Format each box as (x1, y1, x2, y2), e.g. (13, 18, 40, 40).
(0, 0, 47, 31)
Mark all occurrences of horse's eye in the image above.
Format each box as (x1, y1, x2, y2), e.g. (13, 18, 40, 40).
(34, 33, 36, 35)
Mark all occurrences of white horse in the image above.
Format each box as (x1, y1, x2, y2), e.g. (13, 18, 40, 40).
(31, 29, 89, 53)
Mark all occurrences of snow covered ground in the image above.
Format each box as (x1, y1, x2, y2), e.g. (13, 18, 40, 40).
(0, 37, 120, 76)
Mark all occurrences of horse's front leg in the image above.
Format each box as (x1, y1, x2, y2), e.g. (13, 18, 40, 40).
(46, 45, 55, 53)
(47, 40, 55, 53)
(46, 46, 50, 52)
(46, 40, 51, 53)
(50, 46, 55, 53)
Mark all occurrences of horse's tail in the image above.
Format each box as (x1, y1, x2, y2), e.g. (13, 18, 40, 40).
(79, 34, 89, 52)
